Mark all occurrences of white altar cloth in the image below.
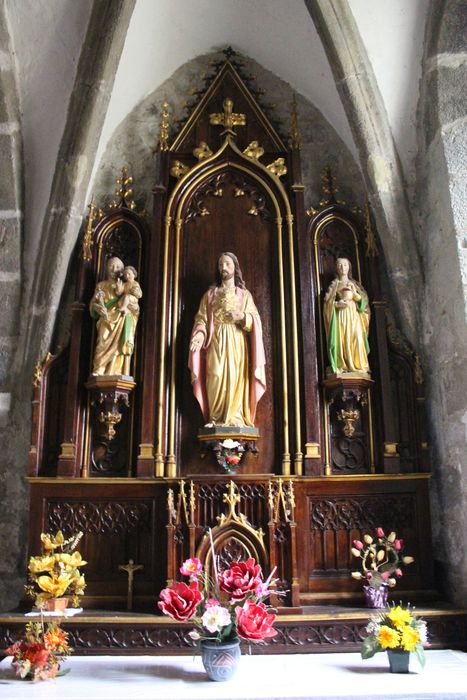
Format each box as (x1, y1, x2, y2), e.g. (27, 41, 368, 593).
(0, 649, 466, 700)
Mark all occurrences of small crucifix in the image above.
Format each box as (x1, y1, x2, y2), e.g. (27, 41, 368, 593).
(118, 559, 144, 611)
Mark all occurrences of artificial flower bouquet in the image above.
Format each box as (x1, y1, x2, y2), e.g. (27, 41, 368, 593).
(26, 530, 87, 608)
(361, 603, 427, 667)
(351, 527, 414, 589)
(158, 555, 277, 644)
(5, 620, 71, 681)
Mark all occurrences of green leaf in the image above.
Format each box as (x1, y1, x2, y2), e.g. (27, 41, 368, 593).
(361, 637, 380, 659)
(414, 644, 426, 668)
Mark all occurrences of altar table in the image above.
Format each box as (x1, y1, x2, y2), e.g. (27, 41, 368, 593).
(0, 649, 466, 699)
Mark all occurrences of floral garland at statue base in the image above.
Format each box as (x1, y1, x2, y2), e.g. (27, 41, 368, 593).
(5, 619, 71, 681)
(159, 550, 278, 679)
(361, 603, 427, 673)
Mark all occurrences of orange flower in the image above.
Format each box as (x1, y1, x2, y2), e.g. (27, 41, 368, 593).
(44, 627, 68, 650)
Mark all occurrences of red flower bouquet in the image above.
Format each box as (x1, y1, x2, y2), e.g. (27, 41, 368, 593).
(5, 620, 71, 681)
(158, 553, 278, 645)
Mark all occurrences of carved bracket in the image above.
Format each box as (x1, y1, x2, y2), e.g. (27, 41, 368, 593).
(85, 375, 136, 443)
(198, 429, 259, 473)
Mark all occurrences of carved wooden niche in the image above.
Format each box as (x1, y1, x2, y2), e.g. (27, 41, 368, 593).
(309, 190, 375, 476)
(84, 206, 147, 478)
(159, 58, 301, 478)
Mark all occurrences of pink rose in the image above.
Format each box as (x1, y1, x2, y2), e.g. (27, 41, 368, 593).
(376, 527, 385, 537)
(180, 557, 203, 578)
(226, 455, 240, 465)
(352, 539, 364, 550)
(235, 600, 277, 641)
(158, 581, 202, 621)
(365, 572, 373, 580)
(394, 539, 403, 551)
(206, 597, 220, 606)
(394, 568, 403, 577)
(380, 571, 390, 581)
(218, 558, 263, 601)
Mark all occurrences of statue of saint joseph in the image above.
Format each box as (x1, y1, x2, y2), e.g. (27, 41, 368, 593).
(188, 252, 266, 428)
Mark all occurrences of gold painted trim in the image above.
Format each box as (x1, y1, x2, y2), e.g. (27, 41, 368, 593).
(138, 443, 154, 460)
(305, 442, 320, 458)
(155, 216, 172, 477)
(286, 213, 302, 474)
(384, 442, 398, 457)
(323, 394, 331, 475)
(368, 389, 375, 473)
(27, 472, 431, 485)
(166, 217, 182, 479)
(59, 442, 75, 459)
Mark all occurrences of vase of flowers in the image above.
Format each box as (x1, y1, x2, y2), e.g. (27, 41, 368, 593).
(351, 528, 414, 607)
(361, 603, 427, 673)
(158, 553, 277, 681)
(5, 619, 71, 681)
(26, 530, 87, 610)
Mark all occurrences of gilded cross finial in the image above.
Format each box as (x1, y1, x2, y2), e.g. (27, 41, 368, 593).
(223, 480, 241, 518)
(289, 94, 301, 150)
(157, 101, 170, 152)
(209, 98, 246, 136)
(118, 559, 144, 611)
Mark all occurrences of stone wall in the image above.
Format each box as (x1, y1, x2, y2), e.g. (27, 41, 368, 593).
(416, 0, 467, 605)
(0, 2, 27, 611)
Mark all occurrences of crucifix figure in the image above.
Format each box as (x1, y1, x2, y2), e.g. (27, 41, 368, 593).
(118, 559, 144, 611)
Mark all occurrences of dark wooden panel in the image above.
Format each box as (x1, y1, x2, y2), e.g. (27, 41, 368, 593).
(178, 174, 280, 475)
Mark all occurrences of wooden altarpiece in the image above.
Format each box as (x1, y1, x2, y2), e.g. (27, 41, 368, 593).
(19, 51, 454, 653)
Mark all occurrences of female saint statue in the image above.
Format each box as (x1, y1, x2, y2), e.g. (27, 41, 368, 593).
(188, 252, 266, 428)
(323, 257, 370, 376)
(90, 257, 142, 376)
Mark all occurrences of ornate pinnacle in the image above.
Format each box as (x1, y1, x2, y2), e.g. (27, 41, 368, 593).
(110, 167, 137, 210)
(157, 101, 170, 152)
(82, 196, 100, 261)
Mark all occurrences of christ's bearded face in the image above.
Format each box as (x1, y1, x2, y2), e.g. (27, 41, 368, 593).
(218, 254, 235, 282)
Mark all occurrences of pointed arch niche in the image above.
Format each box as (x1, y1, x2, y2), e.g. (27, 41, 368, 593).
(152, 61, 305, 478)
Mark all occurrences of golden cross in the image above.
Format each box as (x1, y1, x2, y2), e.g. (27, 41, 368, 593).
(209, 98, 246, 136)
(118, 559, 144, 611)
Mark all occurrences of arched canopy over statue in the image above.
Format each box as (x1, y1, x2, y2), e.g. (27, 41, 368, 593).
(90, 256, 142, 377)
(189, 252, 266, 429)
(323, 257, 370, 377)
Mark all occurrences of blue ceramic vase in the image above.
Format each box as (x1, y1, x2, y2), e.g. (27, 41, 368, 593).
(387, 649, 410, 673)
(201, 639, 241, 681)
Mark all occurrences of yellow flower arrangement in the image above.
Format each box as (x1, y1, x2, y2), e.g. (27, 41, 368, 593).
(26, 531, 87, 608)
(361, 603, 427, 667)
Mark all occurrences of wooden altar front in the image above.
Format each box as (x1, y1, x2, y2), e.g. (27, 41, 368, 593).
(17, 50, 460, 653)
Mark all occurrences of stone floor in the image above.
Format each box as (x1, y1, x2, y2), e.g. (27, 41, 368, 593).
(1, 649, 466, 699)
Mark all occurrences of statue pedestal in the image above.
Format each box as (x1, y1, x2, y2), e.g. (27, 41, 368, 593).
(197, 426, 259, 473)
(323, 375, 374, 475)
(85, 375, 136, 442)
